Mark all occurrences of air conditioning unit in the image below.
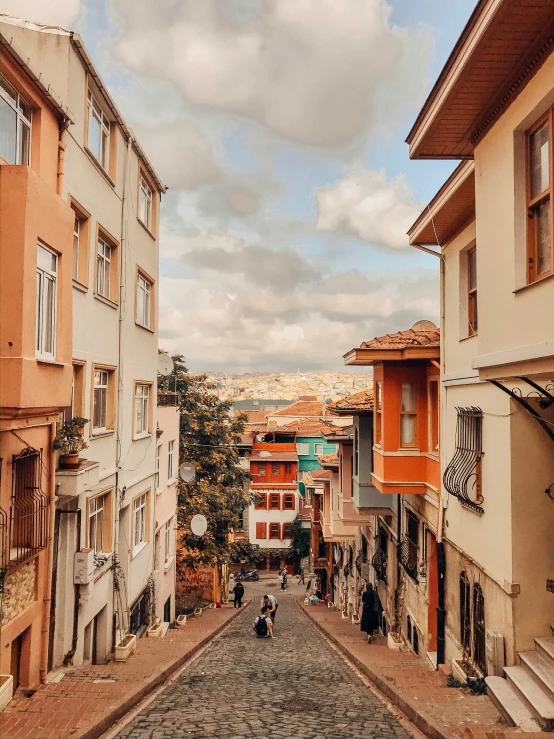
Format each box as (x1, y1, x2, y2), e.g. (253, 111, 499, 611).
(360, 563, 370, 581)
(74, 549, 94, 585)
(485, 629, 505, 676)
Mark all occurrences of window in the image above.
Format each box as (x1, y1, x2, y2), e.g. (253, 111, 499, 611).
(429, 379, 439, 453)
(73, 216, 80, 281)
(296, 442, 309, 455)
(10, 448, 48, 565)
(255, 522, 267, 539)
(283, 494, 295, 510)
(136, 271, 153, 329)
(269, 493, 281, 509)
(255, 493, 267, 510)
(258, 463, 267, 476)
(133, 493, 147, 552)
(236, 509, 245, 531)
(375, 382, 382, 445)
(406, 510, 419, 570)
(282, 522, 293, 539)
(285, 463, 292, 475)
(527, 115, 552, 282)
(168, 440, 175, 480)
(89, 494, 105, 553)
(134, 383, 151, 436)
(36, 244, 57, 359)
(314, 443, 324, 456)
(0, 74, 31, 165)
(400, 384, 416, 446)
(460, 572, 471, 654)
(272, 463, 280, 476)
(93, 369, 109, 430)
(467, 247, 478, 335)
(155, 445, 161, 489)
(269, 523, 281, 540)
(87, 90, 110, 171)
(69, 198, 91, 286)
(96, 237, 111, 299)
(139, 174, 153, 231)
(443, 407, 483, 511)
(353, 426, 359, 476)
(164, 518, 173, 560)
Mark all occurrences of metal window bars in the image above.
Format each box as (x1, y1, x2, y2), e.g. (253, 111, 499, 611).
(443, 407, 484, 513)
(371, 547, 387, 583)
(473, 583, 486, 674)
(398, 534, 418, 583)
(10, 448, 49, 565)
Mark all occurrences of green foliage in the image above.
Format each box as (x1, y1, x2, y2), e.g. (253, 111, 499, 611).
(289, 515, 310, 559)
(158, 356, 249, 568)
(228, 540, 266, 567)
(53, 417, 89, 454)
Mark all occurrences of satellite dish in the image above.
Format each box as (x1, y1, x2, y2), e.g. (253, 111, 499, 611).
(179, 462, 196, 483)
(258, 450, 272, 458)
(158, 354, 174, 377)
(191, 514, 208, 537)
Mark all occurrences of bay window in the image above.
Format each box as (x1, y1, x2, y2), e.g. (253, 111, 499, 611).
(0, 74, 31, 165)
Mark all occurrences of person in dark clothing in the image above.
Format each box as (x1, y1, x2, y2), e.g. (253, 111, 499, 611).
(233, 581, 244, 608)
(360, 583, 380, 643)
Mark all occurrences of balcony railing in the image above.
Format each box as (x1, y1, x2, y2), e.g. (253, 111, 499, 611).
(157, 392, 180, 407)
(398, 535, 418, 583)
(371, 547, 387, 583)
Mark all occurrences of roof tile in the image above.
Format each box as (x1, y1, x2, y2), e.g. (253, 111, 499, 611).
(328, 389, 373, 412)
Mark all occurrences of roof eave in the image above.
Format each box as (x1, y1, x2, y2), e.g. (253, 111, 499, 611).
(344, 347, 440, 366)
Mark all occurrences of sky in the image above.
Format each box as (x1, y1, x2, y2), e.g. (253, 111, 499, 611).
(6, 0, 476, 373)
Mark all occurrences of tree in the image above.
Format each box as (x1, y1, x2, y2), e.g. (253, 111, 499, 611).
(158, 355, 249, 568)
(289, 515, 310, 572)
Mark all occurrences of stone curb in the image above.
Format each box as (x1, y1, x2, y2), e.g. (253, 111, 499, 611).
(298, 599, 449, 739)
(80, 601, 252, 739)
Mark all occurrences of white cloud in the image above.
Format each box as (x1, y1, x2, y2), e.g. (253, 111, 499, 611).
(112, 0, 432, 148)
(1, 0, 80, 27)
(316, 170, 421, 250)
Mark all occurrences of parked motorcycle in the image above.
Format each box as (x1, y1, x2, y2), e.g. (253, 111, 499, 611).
(235, 569, 259, 581)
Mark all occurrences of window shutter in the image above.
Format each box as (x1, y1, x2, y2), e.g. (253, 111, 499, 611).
(256, 522, 267, 539)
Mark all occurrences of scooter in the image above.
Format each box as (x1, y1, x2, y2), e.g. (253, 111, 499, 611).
(235, 569, 259, 581)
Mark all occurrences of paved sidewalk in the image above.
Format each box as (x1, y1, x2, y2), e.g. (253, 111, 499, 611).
(0, 603, 249, 739)
(301, 600, 553, 739)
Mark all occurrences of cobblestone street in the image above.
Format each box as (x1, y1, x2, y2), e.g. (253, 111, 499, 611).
(115, 579, 411, 739)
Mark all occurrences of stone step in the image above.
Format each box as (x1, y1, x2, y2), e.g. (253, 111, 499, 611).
(485, 676, 541, 733)
(536, 636, 554, 663)
(505, 665, 554, 730)
(519, 650, 554, 701)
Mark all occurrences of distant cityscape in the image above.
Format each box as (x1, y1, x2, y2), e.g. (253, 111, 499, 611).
(205, 371, 373, 402)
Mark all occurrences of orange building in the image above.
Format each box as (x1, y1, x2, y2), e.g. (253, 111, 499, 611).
(0, 45, 74, 689)
(343, 322, 441, 660)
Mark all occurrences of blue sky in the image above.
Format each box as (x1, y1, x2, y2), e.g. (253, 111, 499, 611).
(9, 0, 477, 372)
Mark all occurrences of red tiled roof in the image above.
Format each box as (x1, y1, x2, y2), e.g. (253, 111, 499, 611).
(312, 469, 332, 480)
(360, 322, 440, 350)
(237, 410, 268, 424)
(329, 389, 373, 412)
(318, 453, 339, 466)
(249, 452, 297, 462)
(277, 419, 343, 436)
(273, 400, 329, 417)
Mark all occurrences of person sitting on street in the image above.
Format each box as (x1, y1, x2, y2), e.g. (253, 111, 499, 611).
(232, 580, 244, 608)
(261, 593, 278, 623)
(253, 606, 274, 638)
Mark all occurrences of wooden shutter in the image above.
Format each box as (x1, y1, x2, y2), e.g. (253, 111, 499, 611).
(269, 493, 280, 510)
(256, 522, 267, 539)
(255, 493, 267, 510)
(269, 523, 280, 539)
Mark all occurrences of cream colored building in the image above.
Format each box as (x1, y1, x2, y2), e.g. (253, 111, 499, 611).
(0, 16, 167, 667)
(408, 1, 554, 725)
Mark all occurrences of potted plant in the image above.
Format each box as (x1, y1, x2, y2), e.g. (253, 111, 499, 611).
(0, 674, 14, 711)
(54, 417, 88, 468)
(114, 633, 137, 661)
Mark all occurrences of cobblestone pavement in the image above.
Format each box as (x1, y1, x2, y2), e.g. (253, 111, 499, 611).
(116, 579, 411, 739)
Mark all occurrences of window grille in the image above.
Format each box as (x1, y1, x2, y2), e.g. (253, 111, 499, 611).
(372, 547, 387, 583)
(443, 407, 483, 512)
(460, 571, 471, 655)
(10, 448, 48, 565)
(473, 583, 486, 674)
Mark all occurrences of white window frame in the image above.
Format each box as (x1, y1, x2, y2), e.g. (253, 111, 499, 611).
(93, 369, 109, 430)
(168, 440, 175, 480)
(36, 243, 57, 360)
(400, 383, 417, 447)
(139, 174, 153, 230)
(133, 493, 147, 553)
(155, 445, 161, 490)
(296, 442, 309, 456)
(87, 89, 110, 171)
(136, 273, 152, 328)
(314, 443, 324, 456)
(164, 518, 173, 561)
(134, 384, 150, 437)
(89, 495, 105, 553)
(0, 73, 32, 165)
(96, 237, 111, 299)
(73, 216, 80, 281)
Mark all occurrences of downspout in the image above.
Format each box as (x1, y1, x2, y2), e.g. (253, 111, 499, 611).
(56, 121, 70, 197)
(436, 251, 447, 668)
(40, 419, 57, 683)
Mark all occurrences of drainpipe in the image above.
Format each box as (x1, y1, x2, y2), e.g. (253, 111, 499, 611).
(436, 250, 447, 668)
(40, 419, 57, 683)
(58, 508, 81, 662)
(56, 121, 69, 197)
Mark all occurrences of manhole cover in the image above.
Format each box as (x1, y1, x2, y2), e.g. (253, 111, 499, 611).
(275, 698, 318, 712)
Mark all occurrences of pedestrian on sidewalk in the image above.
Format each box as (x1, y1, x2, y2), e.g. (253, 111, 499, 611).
(261, 593, 278, 623)
(233, 580, 244, 608)
(279, 569, 287, 591)
(361, 583, 380, 643)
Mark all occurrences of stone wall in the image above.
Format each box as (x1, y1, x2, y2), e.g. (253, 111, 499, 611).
(2, 559, 37, 625)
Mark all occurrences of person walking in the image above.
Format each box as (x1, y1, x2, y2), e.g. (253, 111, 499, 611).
(360, 583, 380, 643)
(261, 593, 278, 623)
(233, 580, 244, 608)
(279, 569, 287, 591)
(298, 567, 305, 585)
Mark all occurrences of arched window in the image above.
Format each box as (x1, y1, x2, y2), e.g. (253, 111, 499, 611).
(473, 583, 486, 674)
(460, 572, 471, 654)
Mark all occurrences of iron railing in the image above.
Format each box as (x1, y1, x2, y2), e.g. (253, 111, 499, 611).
(10, 448, 48, 565)
(371, 547, 387, 583)
(157, 391, 180, 407)
(473, 583, 486, 674)
(398, 535, 418, 583)
(443, 407, 484, 513)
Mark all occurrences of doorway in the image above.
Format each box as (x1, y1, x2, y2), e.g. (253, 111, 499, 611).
(427, 532, 438, 652)
(164, 596, 171, 623)
(10, 627, 30, 690)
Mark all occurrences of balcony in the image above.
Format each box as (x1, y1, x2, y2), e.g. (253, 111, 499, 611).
(353, 478, 396, 516)
(250, 473, 295, 484)
(56, 460, 100, 497)
(157, 392, 180, 407)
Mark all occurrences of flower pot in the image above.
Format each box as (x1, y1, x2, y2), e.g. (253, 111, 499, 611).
(452, 658, 483, 685)
(0, 675, 14, 712)
(387, 632, 406, 651)
(215, 602, 222, 608)
(60, 453, 80, 469)
(148, 622, 163, 638)
(114, 634, 137, 661)
(193, 607, 203, 617)
(176, 614, 187, 627)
